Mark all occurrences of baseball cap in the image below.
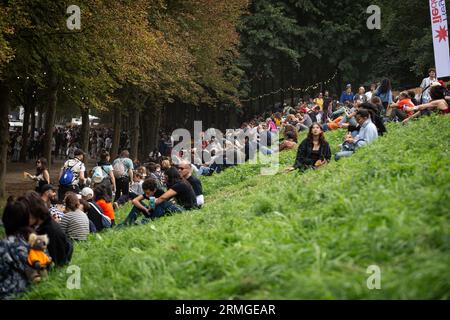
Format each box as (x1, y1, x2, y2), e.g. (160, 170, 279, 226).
(40, 184, 57, 194)
(80, 187, 94, 198)
(346, 84, 352, 88)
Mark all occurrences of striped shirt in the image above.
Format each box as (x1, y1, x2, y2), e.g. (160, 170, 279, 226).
(60, 209, 90, 241)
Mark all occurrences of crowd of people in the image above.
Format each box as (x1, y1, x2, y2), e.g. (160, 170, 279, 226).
(1, 72, 449, 299)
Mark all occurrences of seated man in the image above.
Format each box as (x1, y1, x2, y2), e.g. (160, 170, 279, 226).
(40, 184, 64, 222)
(120, 179, 165, 226)
(177, 161, 204, 208)
(335, 109, 378, 161)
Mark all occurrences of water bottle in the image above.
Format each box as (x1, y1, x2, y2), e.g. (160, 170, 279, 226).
(149, 196, 156, 209)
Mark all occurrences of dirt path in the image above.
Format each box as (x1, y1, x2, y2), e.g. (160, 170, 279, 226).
(5, 158, 97, 197)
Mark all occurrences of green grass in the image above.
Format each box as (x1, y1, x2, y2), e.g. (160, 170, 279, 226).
(21, 115, 450, 299)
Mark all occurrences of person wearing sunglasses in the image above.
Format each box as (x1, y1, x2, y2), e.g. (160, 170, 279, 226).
(177, 161, 204, 207)
(24, 157, 50, 193)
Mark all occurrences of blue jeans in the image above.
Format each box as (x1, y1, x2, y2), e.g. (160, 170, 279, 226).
(199, 166, 212, 176)
(120, 201, 184, 227)
(140, 201, 184, 224)
(334, 151, 354, 161)
(120, 201, 150, 226)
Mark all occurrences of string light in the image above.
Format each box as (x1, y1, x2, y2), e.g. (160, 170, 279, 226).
(240, 71, 338, 102)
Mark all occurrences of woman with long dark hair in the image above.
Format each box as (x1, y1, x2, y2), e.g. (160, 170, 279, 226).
(0, 198, 32, 299)
(24, 157, 50, 193)
(21, 191, 73, 266)
(374, 78, 393, 115)
(286, 123, 331, 172)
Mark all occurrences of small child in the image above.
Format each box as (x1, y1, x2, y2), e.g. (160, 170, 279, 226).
(136, 166, 147, 179)
(339, 132, 357, 152)
(129, 172, 144, 199)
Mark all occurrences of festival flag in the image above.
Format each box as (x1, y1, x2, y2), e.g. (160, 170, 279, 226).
(429, 0, 450, 78)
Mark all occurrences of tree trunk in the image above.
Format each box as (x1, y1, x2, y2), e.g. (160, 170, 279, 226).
(0, 82, 10, 198)
(30, 103, 36, 138)
(80, 105, 90, 156)
(36, 104, 44, 129)
(280, 62, 285, 106)
(290, 67, 295, 107)
(130, 107, 140, 161)
(271, 75, 275, 109)
(148, 105, 161, 152)
(142, 100, 162, 156)
(111, 107, 121, 159)
(20, 103, 31, 162)
(43, 71, 58, 169)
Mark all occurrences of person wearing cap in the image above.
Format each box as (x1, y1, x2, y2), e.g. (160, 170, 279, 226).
(58, 149, 86, 201)
(340, 84, 354, 104)
(80, 187, 111, 232)
(298, 108, 313, 129)
(40, 184, 64, 222)
(353, 87, 368, 104)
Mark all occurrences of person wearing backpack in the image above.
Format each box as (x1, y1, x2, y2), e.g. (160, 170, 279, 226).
(58, 149, 86, 202)
(91, 150, 116, 201)
(112, 150, 134, 203)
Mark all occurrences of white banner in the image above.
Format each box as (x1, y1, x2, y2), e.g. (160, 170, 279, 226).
(430, 0, 450, 78)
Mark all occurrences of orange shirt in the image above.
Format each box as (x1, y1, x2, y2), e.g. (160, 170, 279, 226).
(96, 199, 115, 221)
(327, 116, 344, 130)
(398, 99, 415, 116)
(28, 249, 51, 267)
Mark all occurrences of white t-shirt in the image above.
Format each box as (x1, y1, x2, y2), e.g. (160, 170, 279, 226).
(105, 138, 112, 149)
(62, 158, 86, 186)
(420, 77, 436, 103)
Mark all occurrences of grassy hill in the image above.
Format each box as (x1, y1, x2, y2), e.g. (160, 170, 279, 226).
(23, 116, 450, 299)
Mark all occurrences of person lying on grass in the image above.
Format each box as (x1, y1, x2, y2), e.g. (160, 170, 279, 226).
(285, 123, 331, 172)
(403, 84, 450, 124)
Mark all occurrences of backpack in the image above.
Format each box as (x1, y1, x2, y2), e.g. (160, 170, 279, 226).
(113, 159, 126, 178)
(91, 166, 108, 184)
(59, 161, 78, 186)
(90, 202, 111, 229)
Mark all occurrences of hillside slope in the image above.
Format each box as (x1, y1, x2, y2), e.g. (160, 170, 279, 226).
(24, 116, 450, 299)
